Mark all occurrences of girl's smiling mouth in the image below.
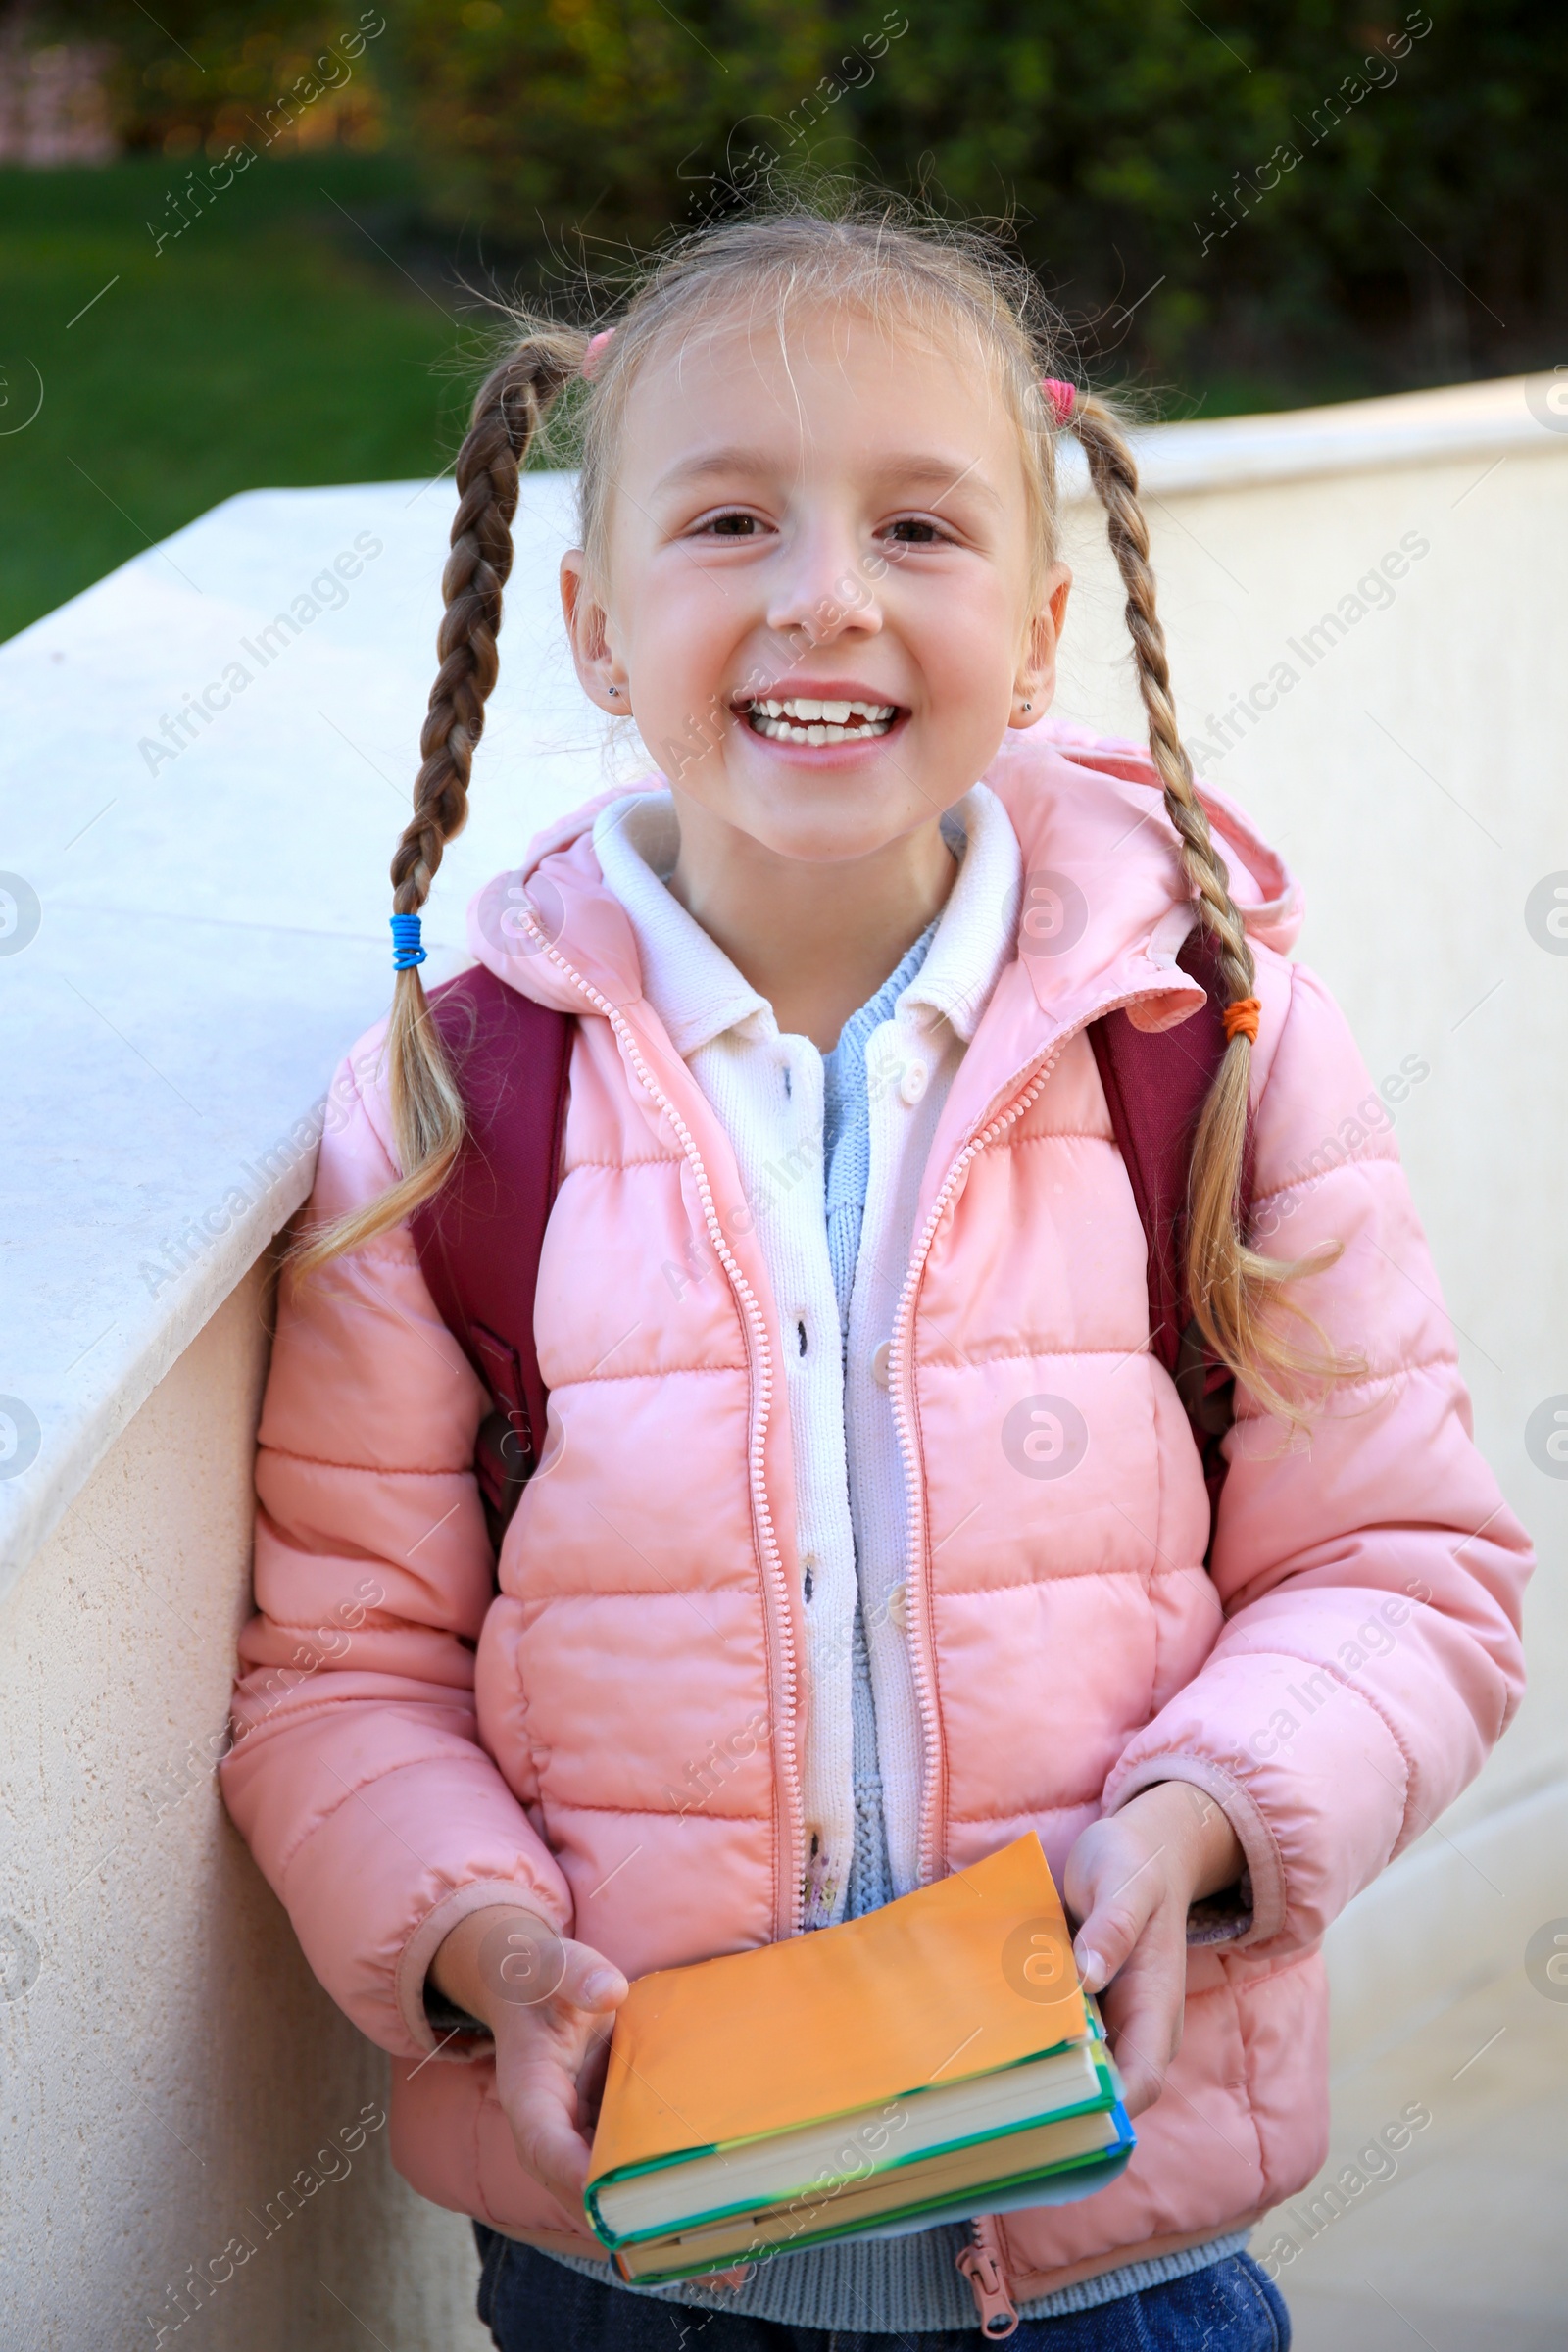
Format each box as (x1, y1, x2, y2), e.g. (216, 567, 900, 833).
(737, 693, 904, 746)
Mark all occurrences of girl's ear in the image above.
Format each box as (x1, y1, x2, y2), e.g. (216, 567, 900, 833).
(560, 549, 629, 711)
(1009, 564, 1071, 729)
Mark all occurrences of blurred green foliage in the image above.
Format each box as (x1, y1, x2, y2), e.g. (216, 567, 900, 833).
(387, 0, 1565, 398)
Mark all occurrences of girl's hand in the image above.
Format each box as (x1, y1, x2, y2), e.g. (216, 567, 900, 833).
(429, 1904, 628, 2224)
(1061, 1783, 1244, 2119)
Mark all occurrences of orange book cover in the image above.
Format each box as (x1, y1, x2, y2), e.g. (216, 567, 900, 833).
(589, 1833, 1085, 2185)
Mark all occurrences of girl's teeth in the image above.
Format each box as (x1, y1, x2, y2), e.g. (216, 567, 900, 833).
(749, 713, 895, 743)
(743, 693, 899, 745)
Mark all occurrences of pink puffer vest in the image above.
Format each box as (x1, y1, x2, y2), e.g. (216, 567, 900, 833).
(221, 721, 1530, 2303)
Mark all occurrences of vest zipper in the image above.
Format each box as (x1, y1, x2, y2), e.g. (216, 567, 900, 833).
(887, 980, 1190, 1893)
(886, 1048, 1061, 1890)
(886, 1042, 1062, 2341)
(957, 2215, 1020, 2336)
(520, 920, 806, 1937)
(892, 985, 1192, 2341)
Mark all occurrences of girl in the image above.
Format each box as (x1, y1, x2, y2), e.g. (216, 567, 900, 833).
(221, 208, 1530, 2350)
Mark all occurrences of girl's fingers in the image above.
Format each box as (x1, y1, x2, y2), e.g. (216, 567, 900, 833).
(1069, 1865, 1159, 1993)
(560, 1939, 628, 2014)
(1098, 1924, 1187, 2117)
(492, 1943, 633, 2214)
(1106, 2029, 1166, 2117)
(1103, 1997, 1177, 2115)
(515, 2105, 593, 2215)
(1064, 1791, 1212, 2114)
(492, 1955, 630, 2219)
(500, 2047, 596, 2214)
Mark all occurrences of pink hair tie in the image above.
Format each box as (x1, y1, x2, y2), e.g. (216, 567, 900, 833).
(580, 328, 616, 381)
(1039, 377, 1077, 428)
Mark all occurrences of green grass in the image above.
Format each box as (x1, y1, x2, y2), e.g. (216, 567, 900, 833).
(0, 156, 474, 640)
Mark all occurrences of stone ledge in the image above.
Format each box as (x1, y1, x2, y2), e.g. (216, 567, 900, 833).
(1, 470, 619, 1592)
(1087, 368, 1561, 499)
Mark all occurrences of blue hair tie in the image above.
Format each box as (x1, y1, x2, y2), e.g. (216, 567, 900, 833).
(390, 912, 427, 971)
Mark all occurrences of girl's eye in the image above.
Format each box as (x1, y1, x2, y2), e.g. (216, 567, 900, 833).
(701, 512, 761, 537)
(884, 518, 948, 546)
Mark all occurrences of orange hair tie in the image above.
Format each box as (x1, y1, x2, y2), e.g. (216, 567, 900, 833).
(1222, 997, 1261, 1045)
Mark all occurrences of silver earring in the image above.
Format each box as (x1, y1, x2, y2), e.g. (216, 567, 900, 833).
(608, 684, 619, 696)
(1021, 699, 1032, 711)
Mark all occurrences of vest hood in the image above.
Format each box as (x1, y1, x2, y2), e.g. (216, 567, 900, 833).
(466, 720, 1303, 1044)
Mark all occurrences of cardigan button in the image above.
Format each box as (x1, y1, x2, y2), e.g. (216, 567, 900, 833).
(899, 1058, 929, 1104)
(871, 1340, 891, 1387)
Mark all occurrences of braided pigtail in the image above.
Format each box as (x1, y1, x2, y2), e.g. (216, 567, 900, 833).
(295, 329, 586, 1275)
(1068, 392, 1342, 1419)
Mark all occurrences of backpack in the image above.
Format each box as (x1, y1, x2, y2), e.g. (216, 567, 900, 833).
(409, 926, 1247, 1551)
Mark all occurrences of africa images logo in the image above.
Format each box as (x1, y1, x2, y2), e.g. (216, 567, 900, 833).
(1002, 1396, 1089, 1481)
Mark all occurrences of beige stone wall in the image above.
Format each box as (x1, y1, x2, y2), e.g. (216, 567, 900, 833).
(0, 1263, 488, 2351)
(1054, 429, 1568, 2062)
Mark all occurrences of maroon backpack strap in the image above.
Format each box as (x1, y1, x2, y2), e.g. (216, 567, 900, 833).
(408, 966, 573, 1546)
(1087, 924, 1253, 1532)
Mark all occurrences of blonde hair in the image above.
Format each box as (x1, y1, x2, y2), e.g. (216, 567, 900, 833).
(299, 201, 1338, 1419)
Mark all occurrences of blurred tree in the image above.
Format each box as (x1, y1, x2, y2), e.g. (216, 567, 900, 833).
(842, 0, 1567, 392)
(391, 0, 1567, 399)
(25, 0, 390, 155)
(395, 0, 837, 265)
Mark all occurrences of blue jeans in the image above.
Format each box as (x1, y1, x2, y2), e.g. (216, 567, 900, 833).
(473, 2230, 1292, 2351)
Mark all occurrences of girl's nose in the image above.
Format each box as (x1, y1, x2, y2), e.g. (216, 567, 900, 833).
(765, 525, 883, 650)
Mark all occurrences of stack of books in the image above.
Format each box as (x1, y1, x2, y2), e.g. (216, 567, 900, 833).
(586, 1834, 1133, 2284)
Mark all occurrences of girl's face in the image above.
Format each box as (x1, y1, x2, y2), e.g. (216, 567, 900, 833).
(562, 305, 1070, 866)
